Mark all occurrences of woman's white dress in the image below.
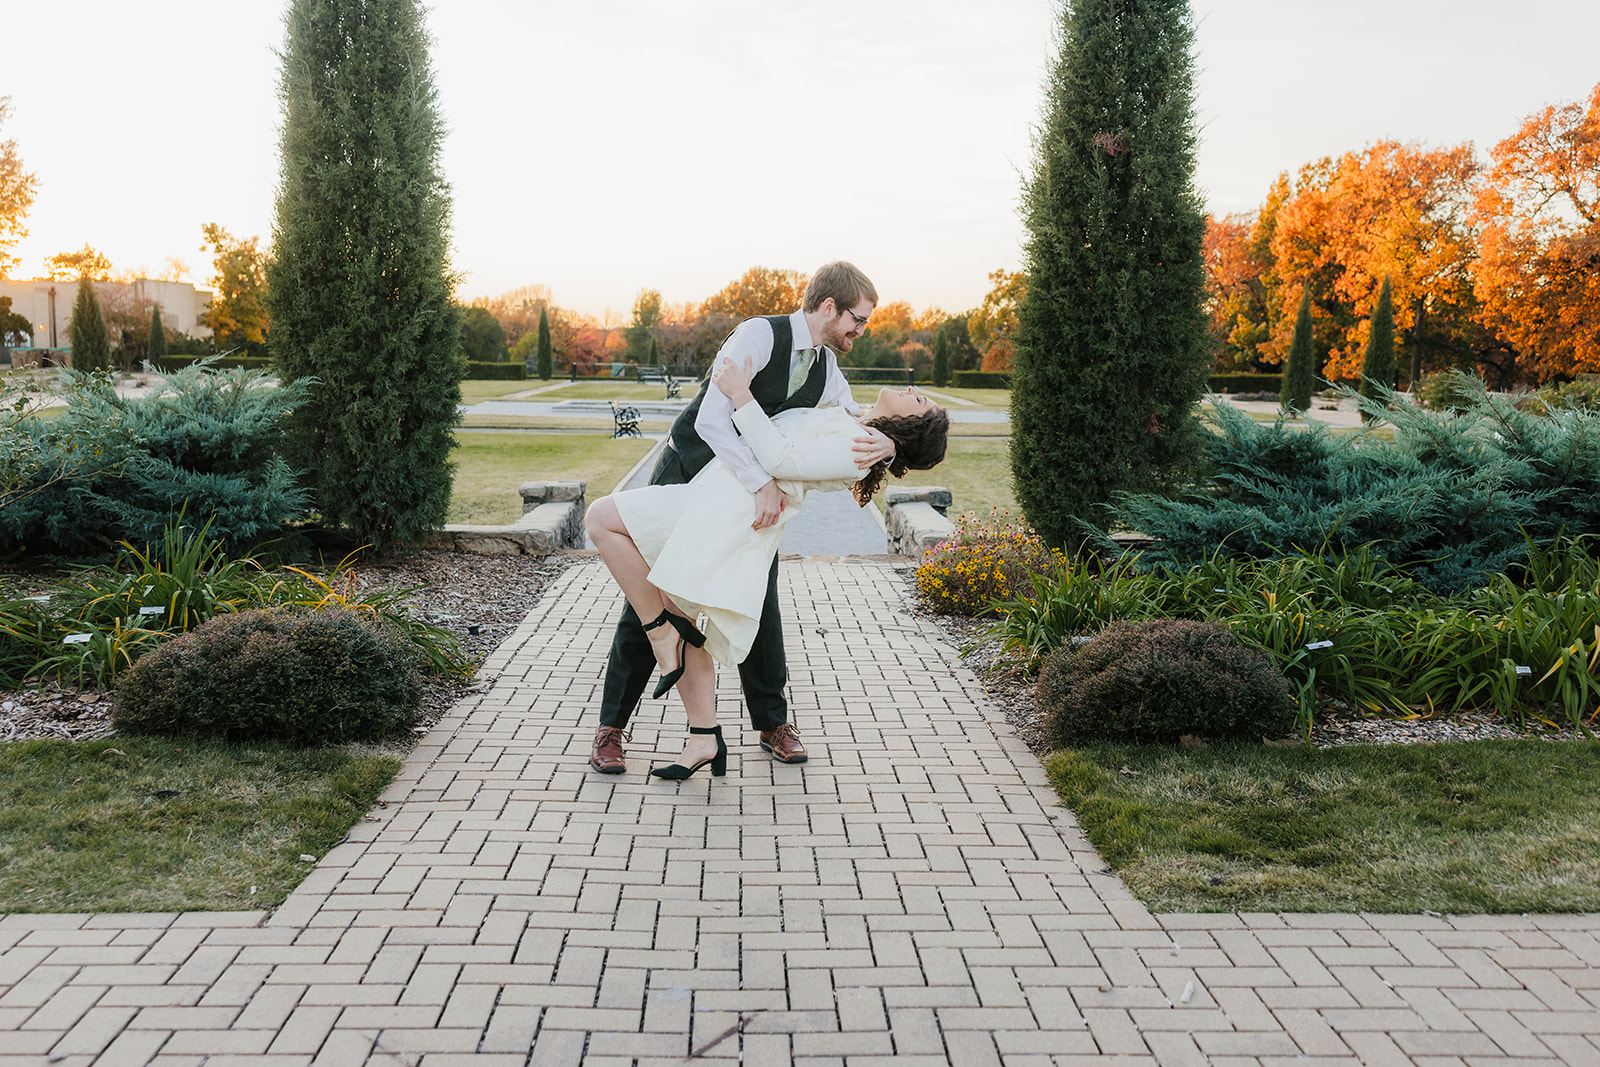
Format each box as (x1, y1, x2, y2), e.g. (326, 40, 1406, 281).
(612, 403, 866, 666)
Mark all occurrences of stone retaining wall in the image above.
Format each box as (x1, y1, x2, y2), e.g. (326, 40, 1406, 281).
(883, 486, 956, 557)
(431, 481, 587, 555)
(432, 479, 965, 560)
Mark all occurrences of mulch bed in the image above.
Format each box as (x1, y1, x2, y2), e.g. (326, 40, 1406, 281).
(912, 601, 1588, 752)
(2, 552, 1587, 749)
(0, 550, 580, 745)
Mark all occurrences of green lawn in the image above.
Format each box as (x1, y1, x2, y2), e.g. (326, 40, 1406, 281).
(538, 381, 692, 401)
(915, 386, 1013, 409)
(0, 738, 398, 913)
(460, 379, 547, 402)
(849, 384, 1011, 412)
(1050, 739, 1600, 913)
(450, 431, 656, 524)
(885, 437, 1017, 521)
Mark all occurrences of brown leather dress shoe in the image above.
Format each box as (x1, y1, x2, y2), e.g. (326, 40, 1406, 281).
(590, 727, 629, 774)
(759, 723, 808, 763)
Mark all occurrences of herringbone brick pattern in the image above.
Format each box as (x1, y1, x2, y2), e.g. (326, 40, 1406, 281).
(1, 557, 1597, 1065)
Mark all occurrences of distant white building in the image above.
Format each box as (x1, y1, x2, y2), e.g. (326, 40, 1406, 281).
(0, 277, 213, 351)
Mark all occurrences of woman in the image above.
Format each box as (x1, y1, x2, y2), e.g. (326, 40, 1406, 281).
(585, 357, 949, 780)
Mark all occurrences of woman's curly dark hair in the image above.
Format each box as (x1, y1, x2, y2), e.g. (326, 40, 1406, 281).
(851, 406, 950, 506)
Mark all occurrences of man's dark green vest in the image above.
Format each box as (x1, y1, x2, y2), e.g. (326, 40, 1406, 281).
(656, 315, 829, 485)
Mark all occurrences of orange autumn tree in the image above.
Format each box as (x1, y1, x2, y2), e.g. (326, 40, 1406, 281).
(970, 268, 1025, 372)
(700, 266, 807, 320)
(1264, 142, 1479, 384)
(1201, 172, 1289, 370)
(1473, 82, 1600, 382)
(868, 300, 916, 332)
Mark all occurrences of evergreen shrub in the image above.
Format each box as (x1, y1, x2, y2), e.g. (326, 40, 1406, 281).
(1281, 288, 1317, 412)
(952, 371, 1011, 389)
(1358, 277, 1397, 417)
(113, 607, 424, 745)
(1526, 377, 1600, 415)
(1038, 618, 1296, 745)
(535, 307, 553, 380)
(0, 363, 309, 551)
(464, 361, 525, 380)
(915, 509, 1064, 616)
(269, 0, 463, 553)
(1112, 381, 1600, 594)
(1010, 0, 1210, 547)
(68, 278, 112, 372)
(147, 306, 168, 363)
(932, 328, 950, 387)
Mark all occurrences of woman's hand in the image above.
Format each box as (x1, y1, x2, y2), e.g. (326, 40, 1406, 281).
(852, 424, 896, 469)
(712, 356, 755, 407)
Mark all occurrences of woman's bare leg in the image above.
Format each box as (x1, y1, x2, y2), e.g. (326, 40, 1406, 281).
(586, 497, 685, 674)
(671, 644, 720, 767)
(586, 498, 720, 766)
(586, 497, 665, 621)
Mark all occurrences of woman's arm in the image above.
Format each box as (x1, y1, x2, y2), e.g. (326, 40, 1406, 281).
(730, 404, 863, 483)
(712, 357, 864, 484)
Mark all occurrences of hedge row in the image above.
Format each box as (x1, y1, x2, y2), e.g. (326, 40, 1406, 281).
(952, 371, 1012, 389)
(465, 361, 526, 380)
(841, 367, 918, 384)
(1209, 373, 1283, 394)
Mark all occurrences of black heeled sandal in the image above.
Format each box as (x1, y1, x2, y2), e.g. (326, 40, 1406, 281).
(650, 725, 726, 780)
(643, 609, 706, 700)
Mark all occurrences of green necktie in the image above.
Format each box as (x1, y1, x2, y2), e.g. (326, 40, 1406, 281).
(787, 347, 817, 397)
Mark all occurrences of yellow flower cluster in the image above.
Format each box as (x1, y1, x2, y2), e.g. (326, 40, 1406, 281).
(914, 507, 1066, 616)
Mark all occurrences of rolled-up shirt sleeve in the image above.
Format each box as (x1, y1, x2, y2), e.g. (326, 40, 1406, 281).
(696, 318, 778, 493)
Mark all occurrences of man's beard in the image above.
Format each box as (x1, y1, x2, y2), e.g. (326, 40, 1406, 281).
(819, 317, 853, 352)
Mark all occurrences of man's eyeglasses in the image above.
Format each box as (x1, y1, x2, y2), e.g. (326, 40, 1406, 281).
(841, 307, 869, 330)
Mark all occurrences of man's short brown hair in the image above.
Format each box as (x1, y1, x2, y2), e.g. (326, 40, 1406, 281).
(802, 261, 878, 314)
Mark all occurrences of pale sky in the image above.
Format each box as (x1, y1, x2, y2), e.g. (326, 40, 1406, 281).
(5, 1, 1597, 321)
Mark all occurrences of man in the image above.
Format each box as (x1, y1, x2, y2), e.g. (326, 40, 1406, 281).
(591, 260, 891, 773)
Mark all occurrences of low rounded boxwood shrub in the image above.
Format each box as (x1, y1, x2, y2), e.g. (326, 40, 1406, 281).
(1039, 618, 1295, 745)
(113, 607, 424, 745)
(1418, 370, 1482, 412)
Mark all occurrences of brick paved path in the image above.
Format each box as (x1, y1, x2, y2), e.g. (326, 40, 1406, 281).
(3, 558, 1599, 1065)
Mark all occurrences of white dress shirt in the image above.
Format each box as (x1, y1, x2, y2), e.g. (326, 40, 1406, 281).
(695, 309, 860, 493)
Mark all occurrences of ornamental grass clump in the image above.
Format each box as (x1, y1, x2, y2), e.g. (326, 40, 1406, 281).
(915, 508, 1065, 616)
(114, 607, 424, 745)
(1039, 618, 1296, 746)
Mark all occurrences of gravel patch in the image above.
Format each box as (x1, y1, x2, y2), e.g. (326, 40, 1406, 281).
(0, 549, 584, 745)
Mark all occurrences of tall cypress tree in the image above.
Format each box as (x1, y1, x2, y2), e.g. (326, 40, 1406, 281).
(147, 304, 168, 365)
(267, 0, 462, 553)
(932, 326, 950, 387)
(1010, 0, 1210, 548)
(1282, 287, 1316, 413)
(1358, 276, 1396, 418)
(647, 336, 660, 367)
(68, 275, 111, 371)
(536, 306, 552, 380)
